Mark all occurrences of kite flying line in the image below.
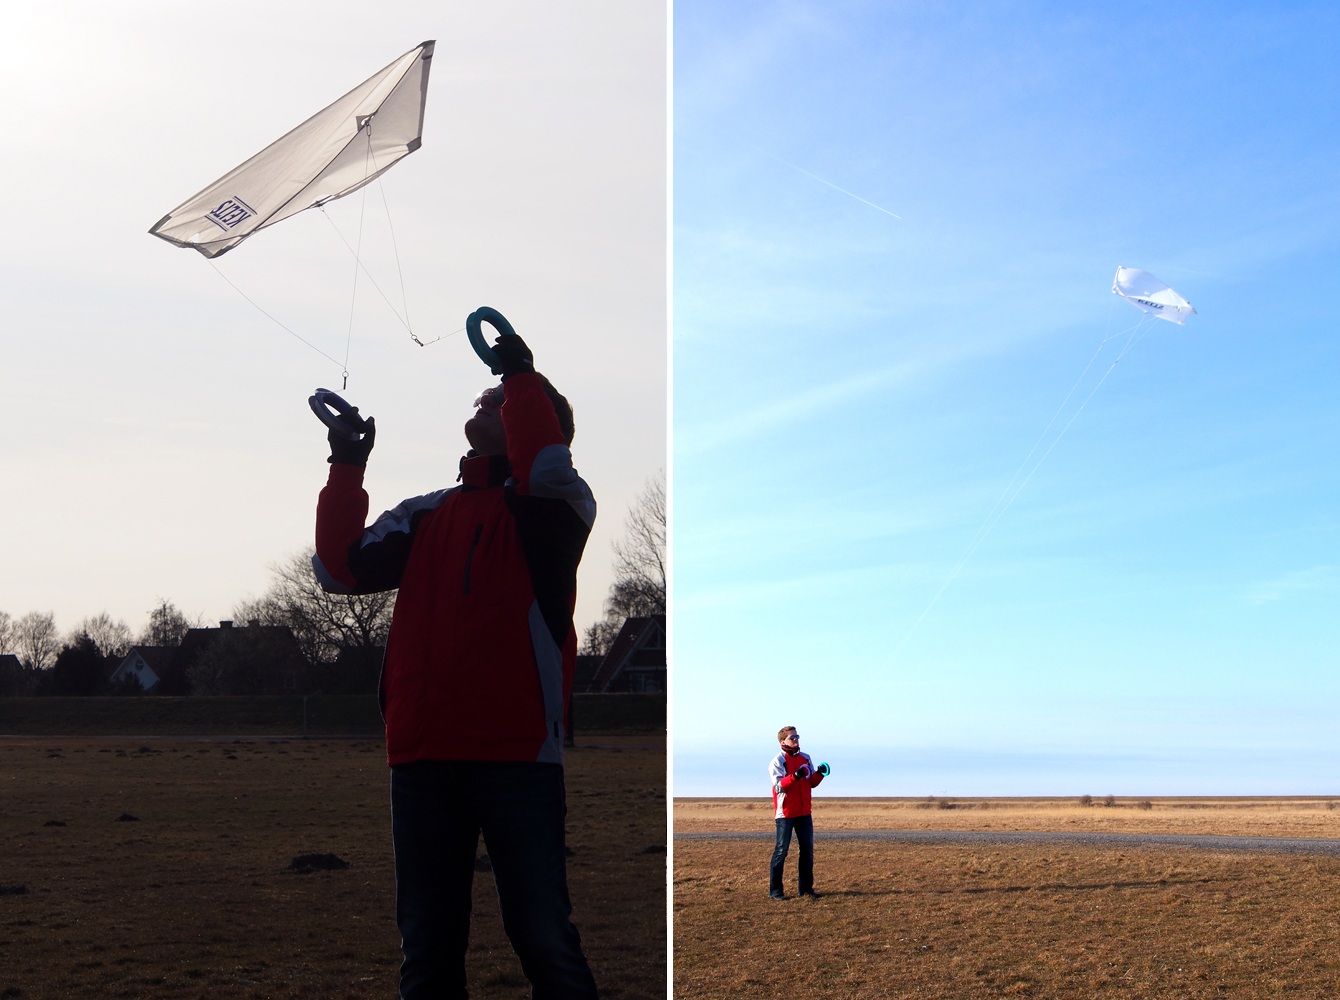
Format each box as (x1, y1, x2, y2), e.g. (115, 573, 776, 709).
(877, 309, 1156, 670)
(866, 268, 1194, 674)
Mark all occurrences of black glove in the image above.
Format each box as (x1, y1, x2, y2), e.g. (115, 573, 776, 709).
(794, 765, 811, 780)
(327, 416, 376, 467)
(490, 333, 534, 379)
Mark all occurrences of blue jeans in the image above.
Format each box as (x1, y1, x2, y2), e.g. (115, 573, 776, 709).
(390, 760, 598, 1000)
(769, 815, 814, 895)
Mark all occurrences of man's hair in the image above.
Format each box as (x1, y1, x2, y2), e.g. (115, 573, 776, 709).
(536, 374, 575, 446)
(778, 726, 797, 744)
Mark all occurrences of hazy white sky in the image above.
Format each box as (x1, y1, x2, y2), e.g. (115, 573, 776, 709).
(1, 1, 665, 638)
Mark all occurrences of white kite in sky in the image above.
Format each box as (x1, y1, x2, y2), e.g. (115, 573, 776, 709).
(1112, 266, 1196, 325)
(150, 41, 434, 259)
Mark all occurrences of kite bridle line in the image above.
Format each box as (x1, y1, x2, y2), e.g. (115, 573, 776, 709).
(316, 125, 461, 350)
(340, 124, 376, 386)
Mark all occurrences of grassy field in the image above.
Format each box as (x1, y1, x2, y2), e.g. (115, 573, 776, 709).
(675, 796, 1340, 839)
(0, 694, 665, 738)
(0, 736, 665, 999)
(674, 837, 1340, 998)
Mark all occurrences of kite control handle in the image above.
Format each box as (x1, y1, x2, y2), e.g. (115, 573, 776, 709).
(466, 306, 517, 371)
(309, 388, 370, 442)
(817, 762, 831, 777)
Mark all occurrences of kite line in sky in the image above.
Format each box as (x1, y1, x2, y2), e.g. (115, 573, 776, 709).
(878, 267, 1196, 668)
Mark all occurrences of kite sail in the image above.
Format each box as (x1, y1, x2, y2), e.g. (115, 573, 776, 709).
(150, 41, 434, 259)
(1112, 266, 1196, 325)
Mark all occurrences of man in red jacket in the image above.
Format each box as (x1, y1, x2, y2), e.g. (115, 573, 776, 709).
(314, 332, 598, 999)
(768, 725, 824, 899)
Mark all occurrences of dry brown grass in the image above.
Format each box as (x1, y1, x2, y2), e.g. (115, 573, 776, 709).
(673, 838, 1340, 998)
(0, 736, 665, 999)
(675, 797, 1340, 839)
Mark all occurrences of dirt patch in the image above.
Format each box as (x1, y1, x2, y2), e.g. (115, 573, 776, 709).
(676, 796, 1340, 839)
(0, 736, 665, 998)
(673, 838, 1340, 998)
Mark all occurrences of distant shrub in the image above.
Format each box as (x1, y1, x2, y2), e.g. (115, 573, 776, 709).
(1079, 794, 1092, 807)
(1103, 795, 1116, 808)
(1328, 802, 1337, 811)
(1137, 800, 1153, 810)
(937, 798, 954, 810)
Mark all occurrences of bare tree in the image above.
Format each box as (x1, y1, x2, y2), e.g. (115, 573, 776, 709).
(236, 548, 395, 666)
(13, 611, 60, 671)
(581, 473, 666, 656)
(72, 613, 134, 659)
(138, 600, 197, 647)
(0, 610, 11, 655)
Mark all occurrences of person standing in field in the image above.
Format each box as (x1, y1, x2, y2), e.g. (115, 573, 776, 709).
(313, 331, 599, 999)
(768, 725, 824, 899)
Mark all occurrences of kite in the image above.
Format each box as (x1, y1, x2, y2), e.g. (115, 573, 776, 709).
(1112, 266, 1196, 325)
(150, 41, 434, 258)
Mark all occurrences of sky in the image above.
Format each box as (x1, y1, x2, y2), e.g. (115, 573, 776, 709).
(0, 1, 665, 642)
(671, 1, 1340, 795)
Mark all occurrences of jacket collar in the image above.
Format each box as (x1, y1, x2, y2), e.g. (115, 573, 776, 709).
(458, 453, 512, 489)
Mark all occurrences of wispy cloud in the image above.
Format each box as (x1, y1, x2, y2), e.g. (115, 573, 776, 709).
(1243, 566, 1337, 604)
(673, 356, 924, 456)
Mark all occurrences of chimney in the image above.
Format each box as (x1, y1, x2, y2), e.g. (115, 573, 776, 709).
(219, 620, 233, 629)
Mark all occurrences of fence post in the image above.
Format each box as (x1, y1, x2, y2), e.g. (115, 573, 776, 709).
(303, 695, 308, 740)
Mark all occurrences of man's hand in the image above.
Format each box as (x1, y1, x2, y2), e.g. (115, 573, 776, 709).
(490, 333, 534, 379)
(328, 416, 376, 467)
(794, 764, 811, 780)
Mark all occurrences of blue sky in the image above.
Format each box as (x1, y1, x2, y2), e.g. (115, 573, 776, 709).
(672, 2, 1340, 795)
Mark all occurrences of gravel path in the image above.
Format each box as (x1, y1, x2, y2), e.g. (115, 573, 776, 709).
(675, 829, 1340, 856)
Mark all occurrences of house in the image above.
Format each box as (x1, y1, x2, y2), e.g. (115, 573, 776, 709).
(588, 615, 665, 693)
(156, 620, 308, 695)
(109, 646, 175, 693)
(0, 653, 37, 697)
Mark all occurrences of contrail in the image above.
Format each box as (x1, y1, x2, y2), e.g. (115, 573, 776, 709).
(767, 152, 902, 219)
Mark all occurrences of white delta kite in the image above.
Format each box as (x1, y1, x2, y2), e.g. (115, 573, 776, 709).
(1112, 266, 1196, 325)
(149, 41, 434, 259)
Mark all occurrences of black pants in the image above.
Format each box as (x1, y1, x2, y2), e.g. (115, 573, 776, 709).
(769, 815, 814, 895)
(390, 760, 598, 1000)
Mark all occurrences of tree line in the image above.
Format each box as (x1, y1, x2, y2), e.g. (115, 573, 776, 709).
(0, 549, 394, 697)
(0, 473, 665, 695)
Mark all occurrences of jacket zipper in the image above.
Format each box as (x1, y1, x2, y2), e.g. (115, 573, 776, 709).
(462, 524, 484, 594)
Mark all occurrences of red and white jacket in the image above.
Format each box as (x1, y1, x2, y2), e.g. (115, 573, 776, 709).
(769, 747, 824, 819)
(313, 372, 596, 766)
